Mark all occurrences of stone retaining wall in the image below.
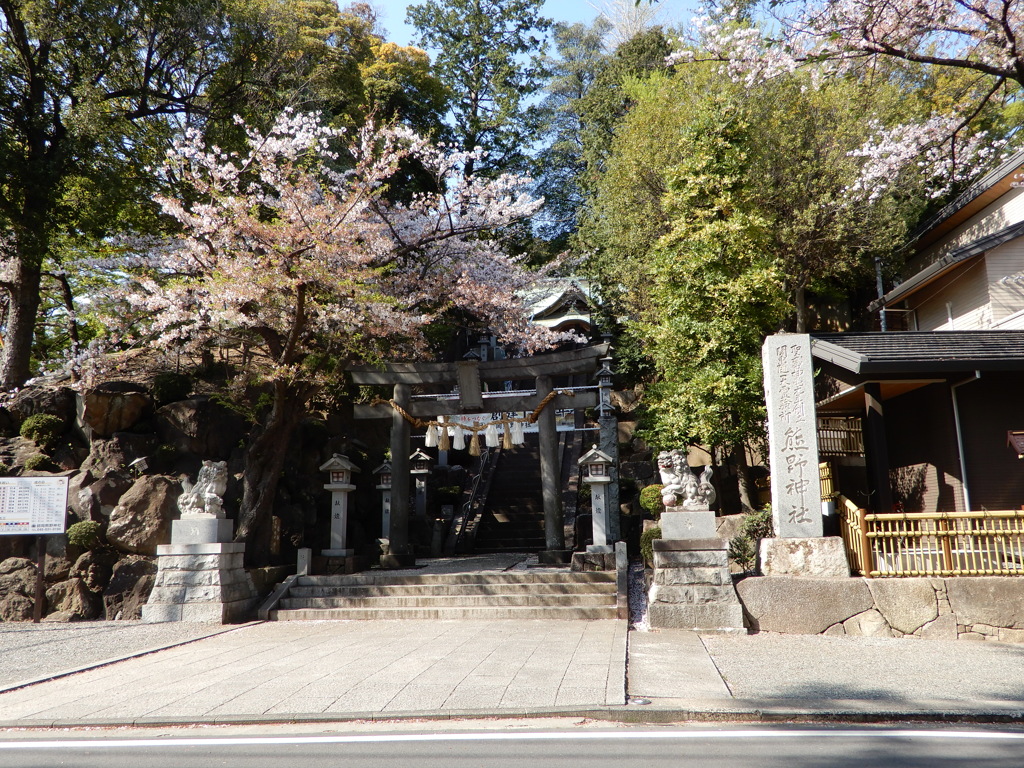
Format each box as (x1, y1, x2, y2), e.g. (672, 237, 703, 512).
(736, 575, 1024, 643)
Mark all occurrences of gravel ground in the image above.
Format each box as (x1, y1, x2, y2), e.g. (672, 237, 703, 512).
(702, 632, 1024, 704)
(0, 622, 237, 689)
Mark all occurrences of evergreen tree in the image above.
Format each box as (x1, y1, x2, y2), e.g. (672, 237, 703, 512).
(407, 0, 551, 178)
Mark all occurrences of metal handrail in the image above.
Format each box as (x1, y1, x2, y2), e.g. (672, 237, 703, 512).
(448, 447, 499, 554)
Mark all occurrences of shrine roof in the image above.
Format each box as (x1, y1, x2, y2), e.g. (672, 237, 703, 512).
(810, 330, 1024, 375)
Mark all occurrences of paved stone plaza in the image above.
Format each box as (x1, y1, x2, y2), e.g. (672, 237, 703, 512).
(0, 619, 626, 722)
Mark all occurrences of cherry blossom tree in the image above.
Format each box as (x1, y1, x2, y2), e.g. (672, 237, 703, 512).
(100, 110, 562, 561)
(678, 1, 1024, 87)
(673, 1, 1021, 195)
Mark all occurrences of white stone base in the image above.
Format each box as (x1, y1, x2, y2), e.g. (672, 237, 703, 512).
(759, 536, 850, 578)
(586, 544, 613, 554)
(171, 518, 234, 545)
(142, 541, 256, 624)
(660, 508, 716, 539)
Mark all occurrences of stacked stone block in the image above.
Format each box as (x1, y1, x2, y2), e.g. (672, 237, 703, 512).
(648, 538, 745, 632)
(142, 519, 256, 623)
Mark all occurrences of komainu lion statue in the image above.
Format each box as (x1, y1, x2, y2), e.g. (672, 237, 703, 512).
(657, 449, 717, 509)
(178, 460, 229, 518)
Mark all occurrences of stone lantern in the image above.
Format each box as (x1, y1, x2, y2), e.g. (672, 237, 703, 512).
(320, 454, 359, 557)
(373, 460, 393, 539)
(578, 444, 614, 553)
(409, 448, 433, 519)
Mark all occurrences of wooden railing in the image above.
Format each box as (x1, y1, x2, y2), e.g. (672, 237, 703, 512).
(817, 416, 864, 457)
(837, 496, 1024, 577)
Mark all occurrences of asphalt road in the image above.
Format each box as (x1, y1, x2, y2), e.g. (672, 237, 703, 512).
(1, 724, 1023, 768)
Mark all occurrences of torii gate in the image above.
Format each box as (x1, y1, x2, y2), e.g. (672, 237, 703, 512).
(349, 343, 610, 567)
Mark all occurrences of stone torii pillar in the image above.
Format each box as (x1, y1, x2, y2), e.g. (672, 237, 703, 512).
(537, 374, 568, 563)
(384, 382, 415, 568)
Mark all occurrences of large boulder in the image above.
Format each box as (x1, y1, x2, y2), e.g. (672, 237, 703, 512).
(106, 475, 181, 555)
(946, 577, 1024, 630)
(866, 578, 939, 635)
(44, 549, 119, 621)
(67, 470, 99, 522)
(736, 575, 873, 634)
(45, 576, 101, 620)
(89, 470, 133, 520)
(155, 397, 249, 460)
(103, 555, 157, 620)
(80, 433, 159, 476)
(7, 386, 76, 428)
(42, 534, 79, 583)
(76, 382, 152, 439)
(0, 557, 41, 621)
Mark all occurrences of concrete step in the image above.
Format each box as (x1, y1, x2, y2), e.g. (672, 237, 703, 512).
(270, 605, 619, 621)
(474, 543, 547, 553)
(288, 582, 614, 598)
(280, 593, 616, 610)
(267, 568, 619, 621)
(295, 571, 614, 587)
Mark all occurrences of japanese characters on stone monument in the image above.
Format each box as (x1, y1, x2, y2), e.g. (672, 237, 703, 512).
(762, 334, 823, 538)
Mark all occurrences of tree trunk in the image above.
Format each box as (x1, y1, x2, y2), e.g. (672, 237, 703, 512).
(234, 382, 309, 565)
(0, 261, 44, 390)
(794, 285, 809, 333)
(733, 442, 756, 513)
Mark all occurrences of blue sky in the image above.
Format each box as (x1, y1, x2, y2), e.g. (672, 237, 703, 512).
(370, 0, 694, 49)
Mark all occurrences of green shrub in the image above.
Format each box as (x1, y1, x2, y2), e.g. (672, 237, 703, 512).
(740, 506, 774, 540)
(0, 463, 10, 477)
(638, 484, 664, 518)
(728, 534, 757, 572)
(20, 414, 64, 447)
(727, 507, 775, 573)
(151, 372, 193, 405)
(66, 520, 103, 550)
(640, 525, 661, 567)
(23, 453, 54, 471)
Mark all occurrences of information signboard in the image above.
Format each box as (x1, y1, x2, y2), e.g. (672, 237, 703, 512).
(0, 477, 69, 536)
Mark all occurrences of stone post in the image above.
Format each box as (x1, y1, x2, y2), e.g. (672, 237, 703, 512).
(596, 355, 620, 542)
(762, 334, 823, 537)
(761, 334, 850, 577)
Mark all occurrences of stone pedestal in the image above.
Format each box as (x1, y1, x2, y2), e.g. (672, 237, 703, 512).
(141, 518, 256, 623)
(660, 508, 717, 540)
(648, 539, 745, 633)
(759, 536, 850, 578)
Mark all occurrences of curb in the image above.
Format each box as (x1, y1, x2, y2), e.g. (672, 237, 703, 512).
(3, 703, 1024, 731)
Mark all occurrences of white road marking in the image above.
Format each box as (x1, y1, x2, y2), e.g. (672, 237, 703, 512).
(0, 729, 1021, 750)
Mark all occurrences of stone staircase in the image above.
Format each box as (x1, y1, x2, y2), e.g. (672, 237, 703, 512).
(474, 436, 547, 553)
(265, 570, 618, 621)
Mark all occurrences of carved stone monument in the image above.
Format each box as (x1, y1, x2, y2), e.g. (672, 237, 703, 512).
(142, 460, 256, 623)
(648, 449, 744, 633)
(762, 334, 823, 538)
